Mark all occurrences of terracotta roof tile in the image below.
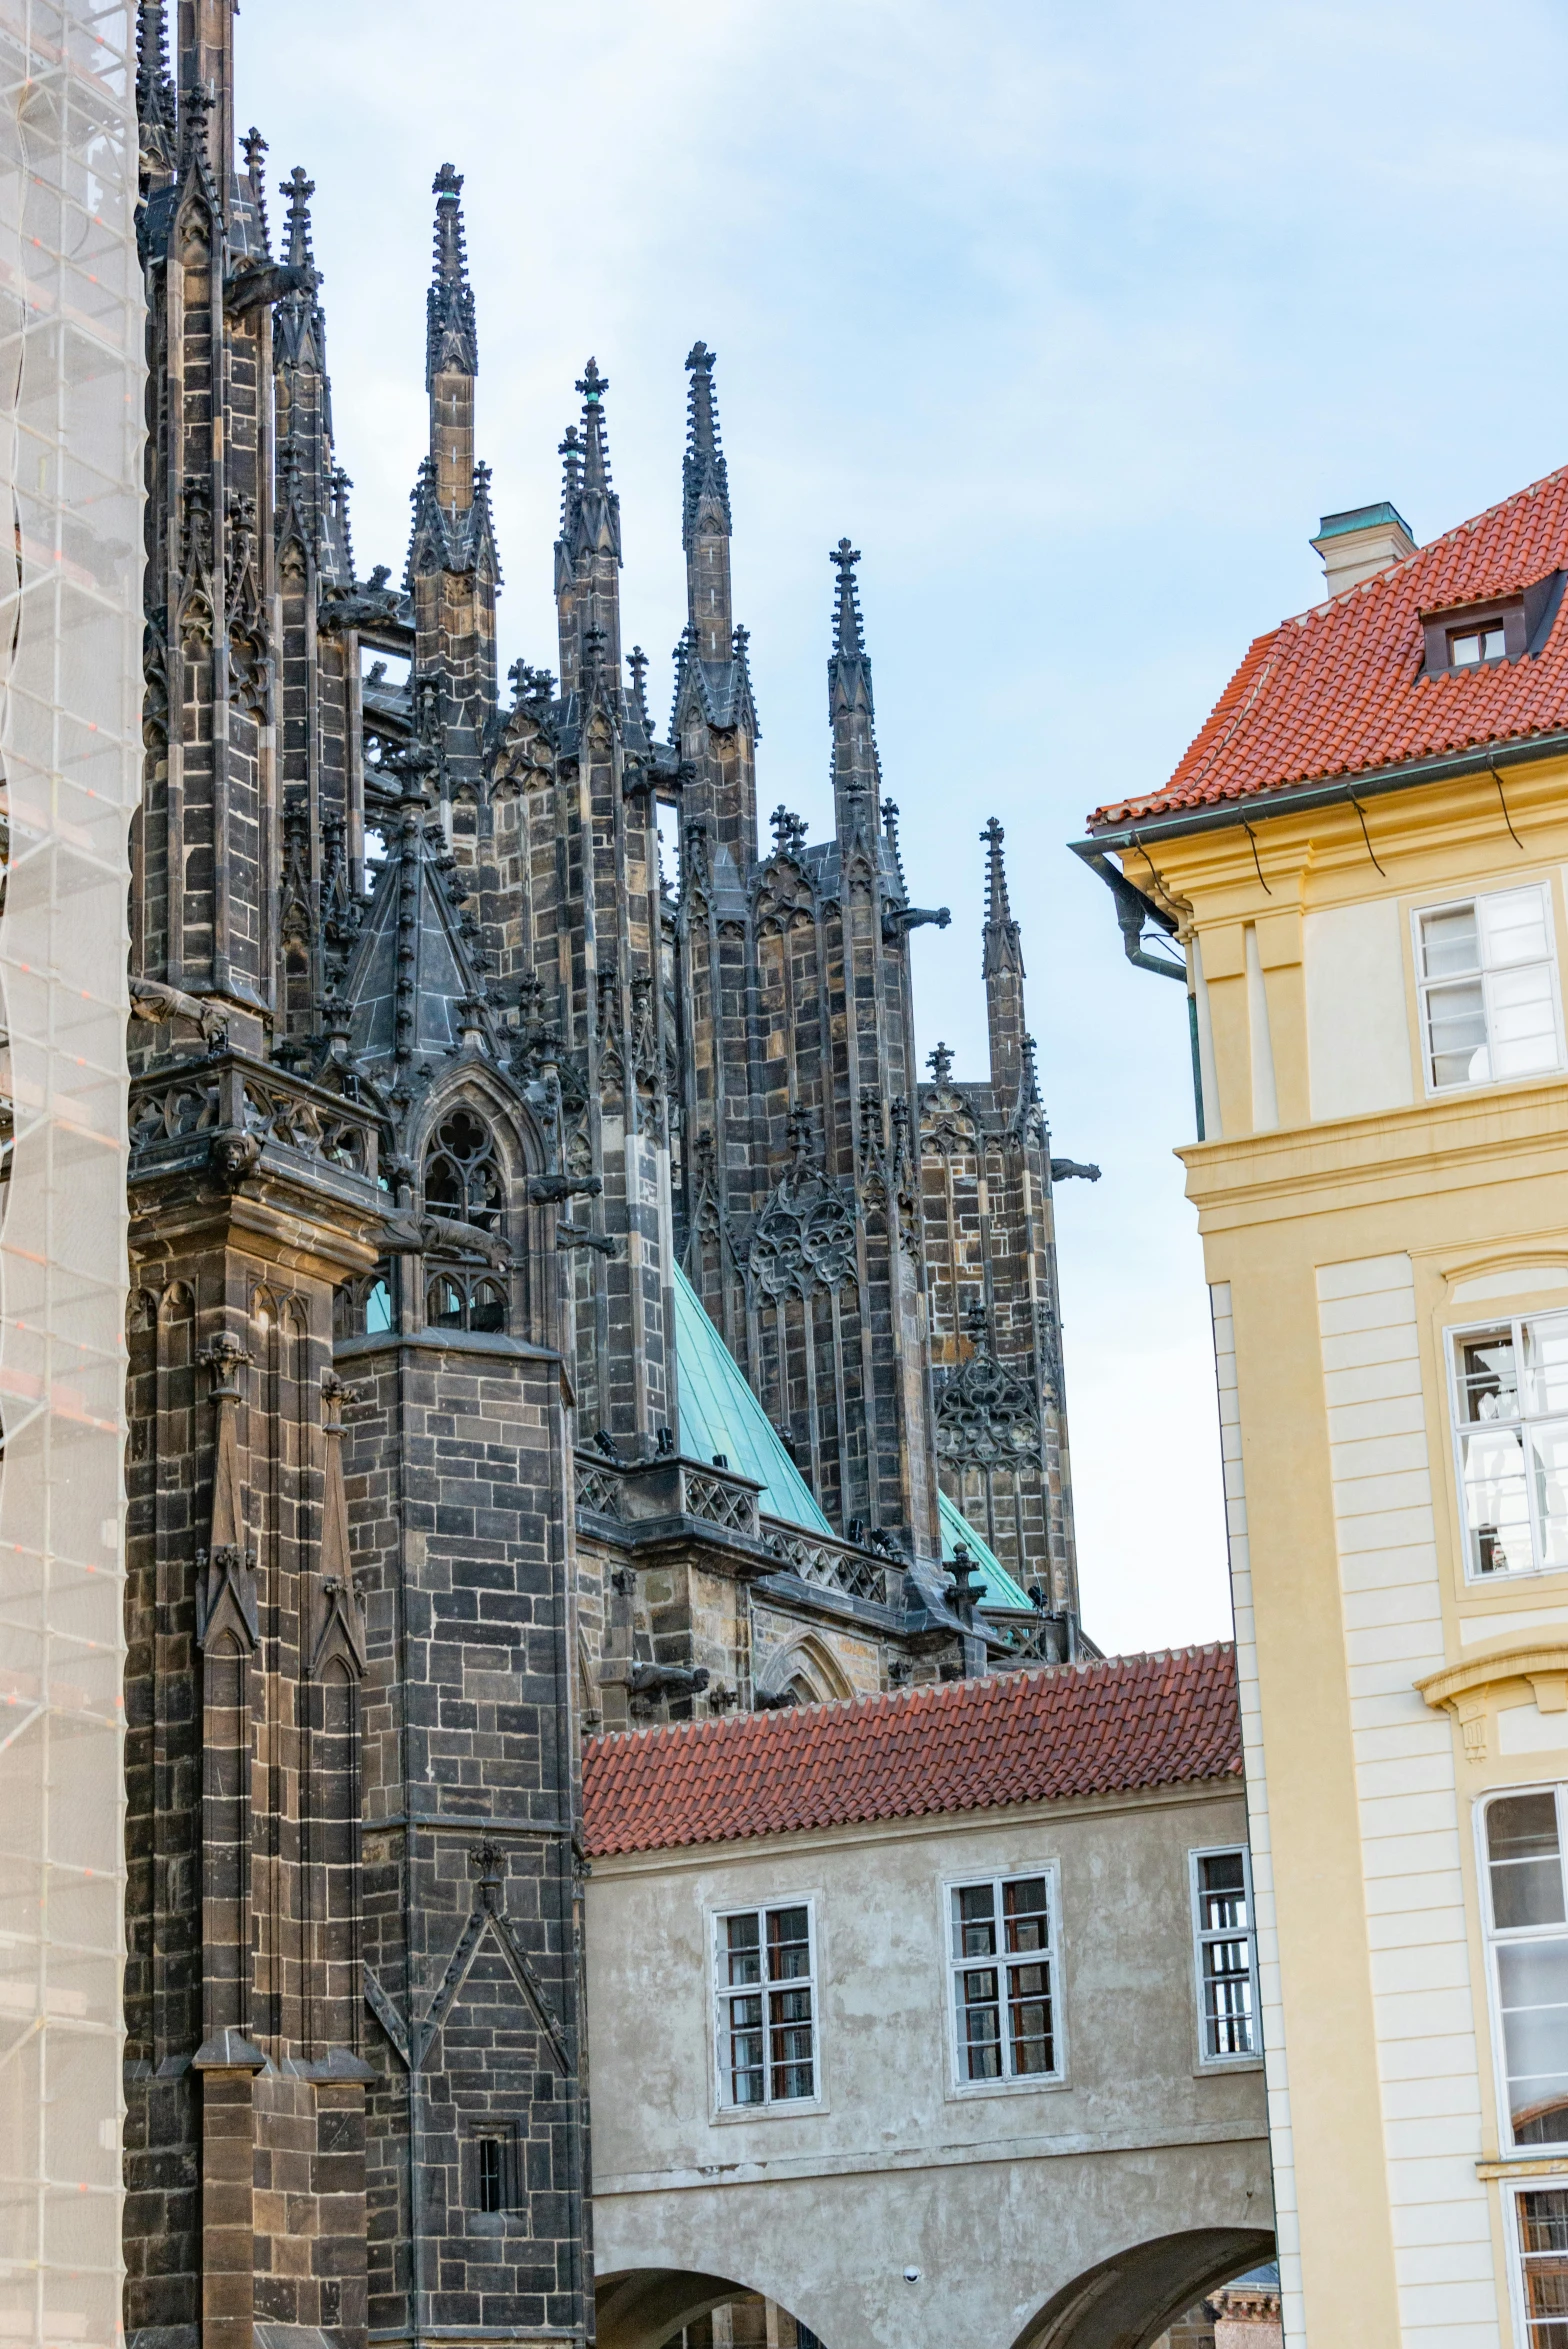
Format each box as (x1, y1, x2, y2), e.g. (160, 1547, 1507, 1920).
(581, 1644, 1240, 1857)
(1089, 466, 1568, 826)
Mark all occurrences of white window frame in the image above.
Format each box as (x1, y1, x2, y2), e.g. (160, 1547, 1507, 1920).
(709, 1896, 822, 2117)
(943, 1864, 1066, 2096)
(1411, 880, 1565, 1098)
(1478, 1782, 1568, 2161)
(1504, 2170, 1568, 2348)
(1189, 1844, 1261, 2069)
(1446, 1309, 1568, 1583)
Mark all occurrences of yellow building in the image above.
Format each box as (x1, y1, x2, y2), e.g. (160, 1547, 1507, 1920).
(1079, 478, 1568, 2349)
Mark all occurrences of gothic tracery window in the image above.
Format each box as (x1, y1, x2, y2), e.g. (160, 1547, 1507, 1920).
(424, 1106, 504, 1229)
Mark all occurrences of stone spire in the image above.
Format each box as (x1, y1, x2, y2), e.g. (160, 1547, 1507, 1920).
(406, 164, 499, 794)
(426, 160, 477, 387)
(176, 0, 237, 207)
(555, 359, 622, 688)
(828, 538, 879, 841)
(136, 1, 176, 184)
(981, 817, 1027, 1099)
(683, 341, 733, 658)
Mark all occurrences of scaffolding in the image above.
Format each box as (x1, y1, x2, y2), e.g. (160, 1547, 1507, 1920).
(0, 5, 140, 2345)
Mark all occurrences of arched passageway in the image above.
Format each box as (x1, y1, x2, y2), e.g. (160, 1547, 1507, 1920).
(596, 2270, 825, 2349)
(1011, 2230, 1277, 2349)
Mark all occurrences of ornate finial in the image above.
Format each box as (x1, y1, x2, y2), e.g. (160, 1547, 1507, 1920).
(576, 357, 607, 403)
(769, 805, 808, 857)
(627, 645, 650, 728)
(280, 163, 315, 274)
(961, 1296, 990, 1348)
(469, 1839, 505, 1909)
(927, 1040, 954, 1087)
(982, 816, 1023, 979)
(682, 340, 731, 549)
(785, 1104, 815, 1171)
(830, 538, 867, 662)
(426, 163, 476, 387)
(948, 1542, 987, 1613)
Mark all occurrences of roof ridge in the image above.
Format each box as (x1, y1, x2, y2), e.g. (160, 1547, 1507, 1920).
(585, 1639, 1236, 1754)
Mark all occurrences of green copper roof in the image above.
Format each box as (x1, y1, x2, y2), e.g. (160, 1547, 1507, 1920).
(938, 1488, 1032, 1611)
(672, 1265, 832, 1534)
(672, 1264, 1034, 1614)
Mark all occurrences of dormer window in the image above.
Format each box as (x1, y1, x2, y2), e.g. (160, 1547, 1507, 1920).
(1451, 623, 1506, 667)
(1421, 572, 1566, 677)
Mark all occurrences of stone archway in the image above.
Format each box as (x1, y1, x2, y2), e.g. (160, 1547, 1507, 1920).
(1011, 2229, 1277, 2349)
(596, 2269, 826, 2349)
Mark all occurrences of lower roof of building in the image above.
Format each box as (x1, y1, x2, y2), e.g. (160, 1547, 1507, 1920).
(582, 1641, 1240, 1857)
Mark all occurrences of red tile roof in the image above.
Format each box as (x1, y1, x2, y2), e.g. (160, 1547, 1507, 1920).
(1090, 465, 1568, 827)
(581, 1644, 1240, 1857)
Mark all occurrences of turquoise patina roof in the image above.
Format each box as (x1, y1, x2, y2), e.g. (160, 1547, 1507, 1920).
(673, 1265, 1032, 1612)
(672, 1266, 832, 1534)
(938, 1488, 1032, 1611)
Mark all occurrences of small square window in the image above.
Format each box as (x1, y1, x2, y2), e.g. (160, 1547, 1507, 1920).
(1415, 883, 1563, 1092)
(1451, 623, 1507, 666)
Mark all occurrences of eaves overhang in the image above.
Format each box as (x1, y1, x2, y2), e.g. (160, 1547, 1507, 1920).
(1075, 723, 1568, 860)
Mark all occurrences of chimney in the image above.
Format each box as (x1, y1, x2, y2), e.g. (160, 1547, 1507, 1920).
(1310, 500, 1418, 596)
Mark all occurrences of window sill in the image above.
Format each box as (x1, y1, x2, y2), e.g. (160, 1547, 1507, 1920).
(943, 2070, 1070, 2104)
(1477, 2153, 1568, 2179)
(1194, 2056, 1264, 2078)
(709, 2097, 827, 2125)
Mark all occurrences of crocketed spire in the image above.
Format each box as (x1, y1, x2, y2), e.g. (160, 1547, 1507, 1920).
(830, 537, 867, 665)
(828, 540, 878, 841)
(981, 816, 1023, 979)
(682, 341, 731, 551)
(426, 162, 477, 388)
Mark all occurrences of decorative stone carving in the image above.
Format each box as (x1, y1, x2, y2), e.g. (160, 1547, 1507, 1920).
(936, 1301, 1042, 1469)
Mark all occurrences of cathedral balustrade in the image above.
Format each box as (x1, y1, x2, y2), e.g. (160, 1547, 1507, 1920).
(758, 1523, 903, 1611)
(128, 1048, 382, 1198)
(573, 1448, 765, 1546)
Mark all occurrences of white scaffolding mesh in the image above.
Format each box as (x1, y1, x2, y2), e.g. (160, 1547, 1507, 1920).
(0, 5, 140, 2346)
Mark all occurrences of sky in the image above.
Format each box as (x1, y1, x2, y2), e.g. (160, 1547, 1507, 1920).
(240, 0, 1568, 1656)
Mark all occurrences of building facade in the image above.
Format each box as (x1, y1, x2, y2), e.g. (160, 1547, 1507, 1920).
(123, 12, 1104, 2349)
(1082, 477, 1568, 2346)
(581, 1651, 1272, 2349)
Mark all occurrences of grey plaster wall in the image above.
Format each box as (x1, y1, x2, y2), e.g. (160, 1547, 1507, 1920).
(586, 1782, 1273, 2349)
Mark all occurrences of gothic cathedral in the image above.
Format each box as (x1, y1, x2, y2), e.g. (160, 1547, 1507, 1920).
(125, 9, 1097, 2348)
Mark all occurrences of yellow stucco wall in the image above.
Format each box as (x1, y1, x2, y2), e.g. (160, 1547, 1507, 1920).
(1113, 755, 1568, 2348)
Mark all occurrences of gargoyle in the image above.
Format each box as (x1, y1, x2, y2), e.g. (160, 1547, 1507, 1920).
(379, 1210, 511, 1268)
(129, 976, 229, 1043)
(1049, 1157, 1101, 1183)
(317, 565, 403, 635)
(627, 1664, 710, 1700)
(528, 1173, 604, 1205)
(557, 1220, 617, 1258)
(225, 258, 313, 316)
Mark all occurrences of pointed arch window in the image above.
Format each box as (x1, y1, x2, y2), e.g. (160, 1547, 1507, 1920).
(424, 1106, 504, 1230)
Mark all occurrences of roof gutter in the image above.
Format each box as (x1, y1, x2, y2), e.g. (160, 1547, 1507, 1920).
(1072, 726, 1568, 860)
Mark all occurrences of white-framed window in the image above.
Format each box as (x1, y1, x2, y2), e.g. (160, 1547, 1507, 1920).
(1414, 882, 1563, 1093)
(1449, 1312, 1568, 1579)
(713, 1901, 818, 2109)
(1482, 1786, 1568, 2151)
(947, 1869, 1061, 2087)
(1190, 1845, 1260, 2064)
(1507, 2178, 1568, 2346)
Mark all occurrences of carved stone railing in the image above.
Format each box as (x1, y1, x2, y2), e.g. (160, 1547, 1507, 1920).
(130, 1051, 380, 1191)
(572, 1450, 761, 1542)
(758, 1521, 901, 1609)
